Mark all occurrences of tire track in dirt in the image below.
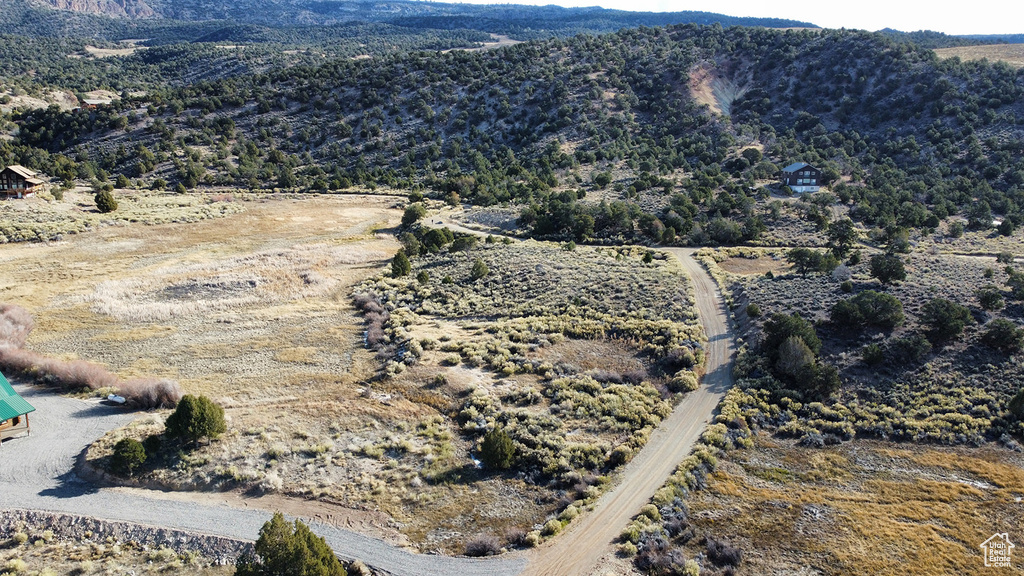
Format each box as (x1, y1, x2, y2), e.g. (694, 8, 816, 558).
(521, 247, 737, 576)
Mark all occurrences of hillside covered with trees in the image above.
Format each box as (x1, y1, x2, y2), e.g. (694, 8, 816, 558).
(4, 24, 1023, 247)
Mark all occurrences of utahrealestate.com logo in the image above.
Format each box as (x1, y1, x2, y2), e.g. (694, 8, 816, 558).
(981, 533, 1015, 568)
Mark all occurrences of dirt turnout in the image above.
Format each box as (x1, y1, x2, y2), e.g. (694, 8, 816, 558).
(523, 248, 736, 576)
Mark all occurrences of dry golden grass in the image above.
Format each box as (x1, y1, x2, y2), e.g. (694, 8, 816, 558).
(4, 194, 449, 538)
(935, 44, 1024, 68)
(683, 435, 1024, 576)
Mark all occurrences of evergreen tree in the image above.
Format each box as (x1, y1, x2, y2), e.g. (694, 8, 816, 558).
(869, 254, 906, 285)
(391, 251, 411, 277)
(111, 438, 146, 476)
(164, 395, 227, 444)
(471, 258, 489, 280)
(479, 428, 515, 470)
(236, 512, 346, 576)
(95, 189, 118, 213)
(920, 298, 973, 341)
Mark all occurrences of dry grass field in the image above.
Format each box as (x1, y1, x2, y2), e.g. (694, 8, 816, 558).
(935, 44, 1024, 68)
(4, 192, 425, 532)
(5, 193, 705, 555)
(679, 434, 1024, 575)
(0, 188, 245, 243)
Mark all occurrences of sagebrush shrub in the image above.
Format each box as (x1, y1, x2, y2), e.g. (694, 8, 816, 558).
(464, 534, 501, 557)
(707, 537, 742, 567)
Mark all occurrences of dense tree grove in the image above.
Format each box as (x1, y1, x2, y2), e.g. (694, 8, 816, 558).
(3, 23, 1022, 245)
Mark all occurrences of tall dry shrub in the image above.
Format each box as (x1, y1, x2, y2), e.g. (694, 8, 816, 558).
(353, 292, 389, 349)
(0, 302, 182, 408)
(34, 358, 120, 390)
(0, 304, 34, 348)
(119, 378, 184, 409)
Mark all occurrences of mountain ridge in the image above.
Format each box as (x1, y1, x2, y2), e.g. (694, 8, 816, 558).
(28, 0, 816, 30)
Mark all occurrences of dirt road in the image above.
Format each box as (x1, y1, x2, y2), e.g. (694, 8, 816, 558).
(520, 248, 737, 576)
(1, 217, 733, 576)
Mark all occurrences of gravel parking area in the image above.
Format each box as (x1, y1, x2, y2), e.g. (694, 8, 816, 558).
(0, 382, 527, 576)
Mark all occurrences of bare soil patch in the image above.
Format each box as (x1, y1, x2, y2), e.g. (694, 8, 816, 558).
(718, 256, 790, 276)
(444, 35, 523, 53)
(687, 63, 751, 116)
(84, 45, 143, 58)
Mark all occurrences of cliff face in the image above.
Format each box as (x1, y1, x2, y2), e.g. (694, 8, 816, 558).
(41, 0, 157, 19)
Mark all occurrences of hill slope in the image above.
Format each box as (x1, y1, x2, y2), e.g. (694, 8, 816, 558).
(5, 25, 1024, 245)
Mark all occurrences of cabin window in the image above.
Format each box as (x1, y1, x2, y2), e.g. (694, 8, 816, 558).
(12, 416, 19, 425)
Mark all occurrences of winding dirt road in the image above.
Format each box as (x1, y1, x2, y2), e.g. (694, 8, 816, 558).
(2, 232, 735, 576)
(520, 248, 737, 576)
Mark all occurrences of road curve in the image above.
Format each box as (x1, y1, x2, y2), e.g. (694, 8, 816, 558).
(1, 241, 734, 576)
(0, 384, 526, 576)
(520, 248, 737, 576)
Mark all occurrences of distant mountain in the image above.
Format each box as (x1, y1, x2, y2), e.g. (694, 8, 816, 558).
(28, 0, 816, 33)
(963, 34, 1024, 44)
(43, 0, 156, 18)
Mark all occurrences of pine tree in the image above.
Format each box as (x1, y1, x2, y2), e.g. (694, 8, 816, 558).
(471, 258, 489, 280)
(479, 428, 514, 470)
(95, 189, 118, 213)
(236, 513, 346, 576)
(391, 251, 411, 277)
(164, 395, 226, 444)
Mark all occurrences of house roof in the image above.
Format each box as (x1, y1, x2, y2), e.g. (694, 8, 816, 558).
(5, 165, 38, 178)
(782, 162, 814, 173)
(3, 165, 44, 186)
(0, 370, 35, 422)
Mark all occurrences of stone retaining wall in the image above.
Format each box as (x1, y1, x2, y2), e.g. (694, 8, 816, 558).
(0, 509, 252, 566)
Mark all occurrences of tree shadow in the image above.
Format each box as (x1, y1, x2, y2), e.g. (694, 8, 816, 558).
(39, 453, 103, 499)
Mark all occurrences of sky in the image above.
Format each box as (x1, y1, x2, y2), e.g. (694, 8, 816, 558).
(448, 0, 1023, 35)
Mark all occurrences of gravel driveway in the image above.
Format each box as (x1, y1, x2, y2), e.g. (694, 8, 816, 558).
(0, 383, 527, 576)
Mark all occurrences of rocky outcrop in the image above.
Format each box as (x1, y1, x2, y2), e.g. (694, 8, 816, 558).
(0, 509, 251, 565)
(41, 0, 157, 19)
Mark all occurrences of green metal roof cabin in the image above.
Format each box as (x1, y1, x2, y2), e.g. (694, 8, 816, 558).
(0, 370, 34, 441)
